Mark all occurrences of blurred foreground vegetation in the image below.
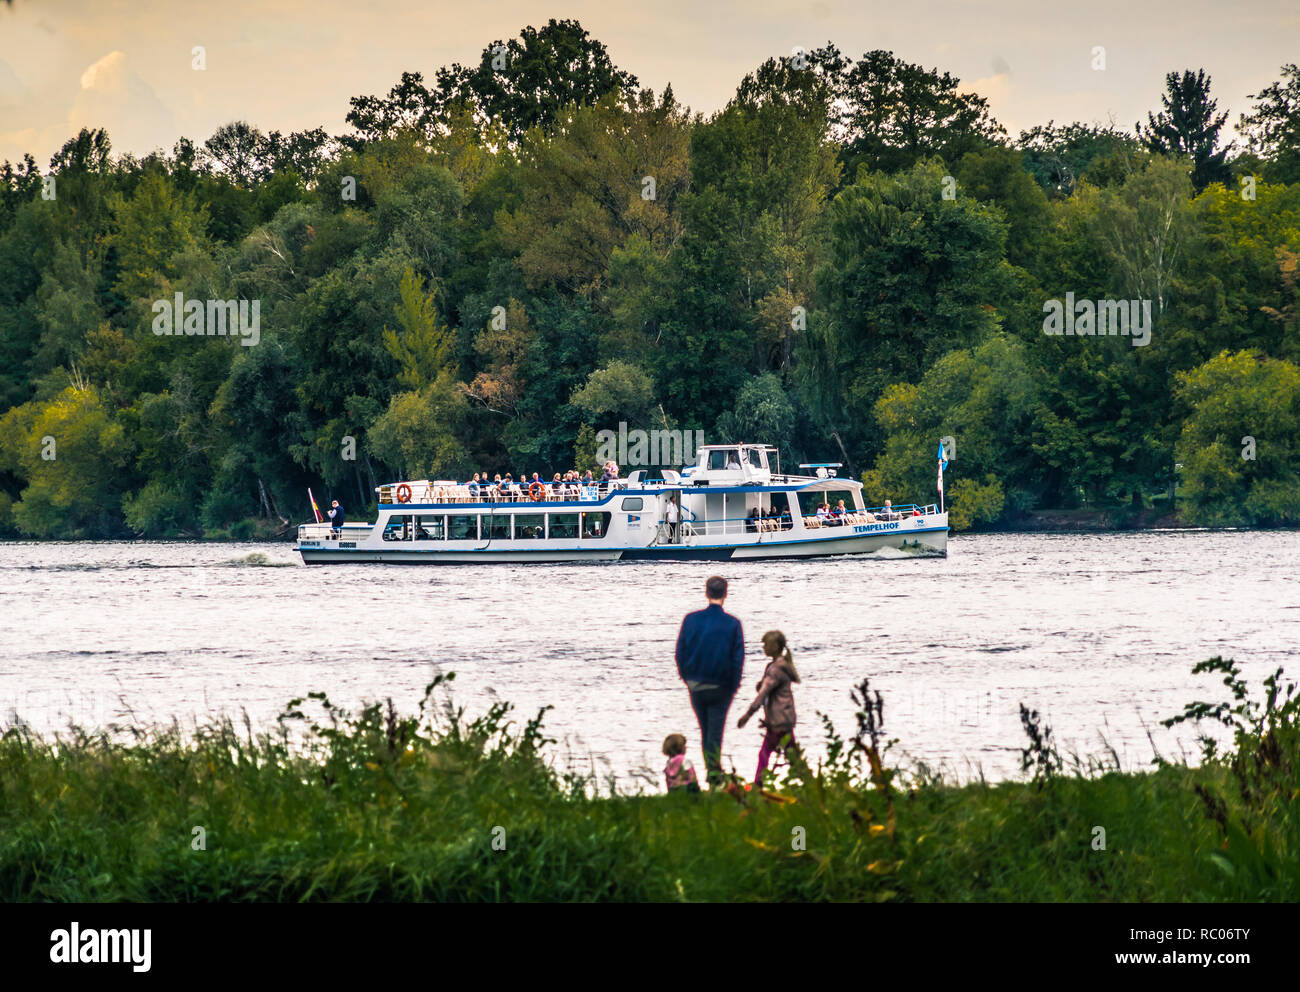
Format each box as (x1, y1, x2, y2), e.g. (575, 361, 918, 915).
(1, 661, 1296, 902)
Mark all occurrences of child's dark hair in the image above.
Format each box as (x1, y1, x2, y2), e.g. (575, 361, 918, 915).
(663, 733, 686, 757)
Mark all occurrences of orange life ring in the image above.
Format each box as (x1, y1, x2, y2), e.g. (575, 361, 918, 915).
(396, 483, 412, 503)
(529, 481, 544, 501)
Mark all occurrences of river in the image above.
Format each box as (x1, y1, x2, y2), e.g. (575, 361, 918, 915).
(1, 531, 1295, 786)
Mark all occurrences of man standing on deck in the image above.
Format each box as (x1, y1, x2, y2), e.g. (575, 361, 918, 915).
(665, 495, 680, 543)
(675, 575, 745, 788)
(328, 499, 345, 539)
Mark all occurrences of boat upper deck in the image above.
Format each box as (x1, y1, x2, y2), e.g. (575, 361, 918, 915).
(374, 471, 863, 508)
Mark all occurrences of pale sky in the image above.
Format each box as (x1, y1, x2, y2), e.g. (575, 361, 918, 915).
(1, 0, 1297, 167)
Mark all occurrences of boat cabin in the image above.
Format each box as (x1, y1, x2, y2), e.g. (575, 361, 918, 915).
(689, 444, 778, 485)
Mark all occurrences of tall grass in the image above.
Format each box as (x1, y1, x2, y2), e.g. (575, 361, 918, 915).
(1, 665, 1296, 902)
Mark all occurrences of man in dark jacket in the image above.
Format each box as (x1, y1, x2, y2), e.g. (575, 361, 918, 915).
(675, 575, 745, 787)
(328, 500, 345, 538)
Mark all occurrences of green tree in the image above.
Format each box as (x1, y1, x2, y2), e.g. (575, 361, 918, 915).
(955, 145, 1052, 268)
(106, 166, 210, 301)
(366, 377, 468, 482)
(1174, 350, 1300, 525)
(382, 267, 455, 391)
(1137, 70, 1232, 192)
(839, 50, 1006, 176)
(802, 159, 1010, 464)
(1016, 121, 1141, 198)
(569, 359, 655, 424)
(865, 335, 1045, 516)
(433, 18, 639, 144)
(714, 373, 797, 454)
(1238, 64, 1300, 185)
(0, 383, 132, 536)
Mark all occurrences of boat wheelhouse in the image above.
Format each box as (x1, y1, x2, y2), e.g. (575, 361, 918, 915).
(295, 443, 948, 563)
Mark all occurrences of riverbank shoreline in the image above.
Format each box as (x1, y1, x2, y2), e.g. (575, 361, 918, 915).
(3, 664, 1296, 903)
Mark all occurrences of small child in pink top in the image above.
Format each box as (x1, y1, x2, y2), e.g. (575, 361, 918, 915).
(663, 733, 701, 793)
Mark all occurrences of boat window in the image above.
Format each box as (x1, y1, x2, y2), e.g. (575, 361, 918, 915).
(548, 513, 579, 539)
(447, 514, 478, 540)
(747, 448, 763, 467)
(514, 513, 545, 539)
(621, 497, 643, 511)
(416, 515, 445, 540)
(382, 515, 412, 541)
(797, 489, 859, 517)
(707, 449, 735, 470)
(580, 512, 611, 539)
(484, 514, 510, 540)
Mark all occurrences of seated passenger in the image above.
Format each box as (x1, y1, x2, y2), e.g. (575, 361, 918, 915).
(879, 499, 897, 520)
(833, 499, 849, 524)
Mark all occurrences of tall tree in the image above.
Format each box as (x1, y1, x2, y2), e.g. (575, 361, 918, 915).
(1137, 69, 1231, 191)
(801, 159, 1010, 463)
(839, 50, 1006, 176)
(347, 19, 638, 148)
(434, 18, 638, 144)
(1016, 121, 1141, 197)
(1238, 64, 1300, 185)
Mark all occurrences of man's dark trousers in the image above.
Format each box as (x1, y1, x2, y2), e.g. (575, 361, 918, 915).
(688, 684, 735, 786)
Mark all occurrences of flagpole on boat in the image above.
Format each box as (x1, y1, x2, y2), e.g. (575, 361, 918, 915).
(937, 441, 945, 515)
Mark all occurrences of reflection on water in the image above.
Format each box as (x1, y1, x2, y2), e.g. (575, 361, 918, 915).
(1, 531, 1296, 784)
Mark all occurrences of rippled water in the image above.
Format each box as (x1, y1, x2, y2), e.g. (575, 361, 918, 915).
(1, 532, 1296, 785)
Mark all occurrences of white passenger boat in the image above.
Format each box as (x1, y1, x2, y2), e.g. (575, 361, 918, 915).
(295, 443, 948, 563)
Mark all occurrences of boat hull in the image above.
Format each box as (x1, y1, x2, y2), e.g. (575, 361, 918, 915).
(296, 524, 947, 564)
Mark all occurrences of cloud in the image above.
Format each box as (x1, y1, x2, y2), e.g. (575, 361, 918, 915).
(68, 50, 175, 157)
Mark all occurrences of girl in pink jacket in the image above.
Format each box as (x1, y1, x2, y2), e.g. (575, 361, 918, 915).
(737, 630, 800, 786)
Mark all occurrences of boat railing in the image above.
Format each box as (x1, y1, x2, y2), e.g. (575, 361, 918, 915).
(297, 522, 371, 542)
(376, 480, 629, 505)
(673, 506, 940, 540)
(676, 515, 796, 539)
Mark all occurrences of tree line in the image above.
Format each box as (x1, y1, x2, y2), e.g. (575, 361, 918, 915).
(1, 19, 1298, 537)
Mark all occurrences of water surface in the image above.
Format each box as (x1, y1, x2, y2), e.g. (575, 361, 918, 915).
(2, 531, 1295, 785)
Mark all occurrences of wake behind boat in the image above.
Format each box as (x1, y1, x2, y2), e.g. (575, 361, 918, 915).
(295, 443, 948, 564)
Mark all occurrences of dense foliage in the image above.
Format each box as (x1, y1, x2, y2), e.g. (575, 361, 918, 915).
(2, 20, 1299, 537)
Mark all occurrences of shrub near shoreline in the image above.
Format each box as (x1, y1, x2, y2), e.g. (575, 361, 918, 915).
(1, 665, 1296, 902)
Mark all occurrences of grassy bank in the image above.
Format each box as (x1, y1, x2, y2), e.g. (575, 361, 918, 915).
(2, 664, 1296, 902)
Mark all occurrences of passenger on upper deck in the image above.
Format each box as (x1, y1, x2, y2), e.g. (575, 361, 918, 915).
(833, 499, 849, 523)
(816, 502, 831, 524)
(467, 473, 481, 498)
(879, 499, 897, 521)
